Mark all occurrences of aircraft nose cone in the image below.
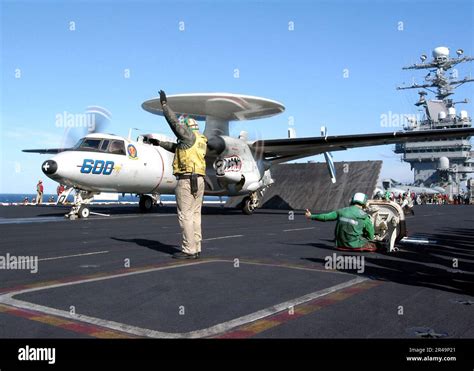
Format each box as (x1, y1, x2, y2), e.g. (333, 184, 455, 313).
(42, 160, 57, 175)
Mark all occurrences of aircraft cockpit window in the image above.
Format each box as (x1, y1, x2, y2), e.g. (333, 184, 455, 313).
(80, 139, 101, 150)
(109, 140, 126, 155)
(100, 140, 110, 151)
(73, 138, 84, 149)
(73, 138, 124, 153)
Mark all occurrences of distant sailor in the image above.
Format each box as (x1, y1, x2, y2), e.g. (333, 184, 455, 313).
(305, 192, 376, 251)
(401, 193, 415, 215)
(57, 184, 65, 197)
(36, 180, 44, 205)
(153, 90, 208, 259)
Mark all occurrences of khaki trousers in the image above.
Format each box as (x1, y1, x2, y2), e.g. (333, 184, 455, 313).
(175, 177, 205, 254)
(36, 192, 43, 204)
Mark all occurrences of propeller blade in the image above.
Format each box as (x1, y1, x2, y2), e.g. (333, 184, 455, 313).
(59, 106, 112, 149)
(86, 106, 112, 134)
(246, 127, 265, 160)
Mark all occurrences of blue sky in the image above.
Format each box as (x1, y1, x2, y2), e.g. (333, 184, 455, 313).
(1, 0, 473, 193)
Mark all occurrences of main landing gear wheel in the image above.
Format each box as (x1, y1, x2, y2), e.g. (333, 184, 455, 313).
(242, 196, 256, 215)
(139, 195, 154, 213)
(241, 191, 262, 215)
(78, 205, 90, 219)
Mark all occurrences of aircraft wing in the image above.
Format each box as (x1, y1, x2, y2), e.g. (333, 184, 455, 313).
(22, 148, 69, 154)
(252, 127, 474, 164)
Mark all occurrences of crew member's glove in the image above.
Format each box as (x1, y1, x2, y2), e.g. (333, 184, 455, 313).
(305, 209, 312, 219)
(149, 138, 161, 146)
(159, 90, 167, 105)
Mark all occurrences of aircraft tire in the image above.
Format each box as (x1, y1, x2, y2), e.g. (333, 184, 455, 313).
(78, 206, 90, 219)
(139, 195, 153, 213)
(242, 197, 255, 215)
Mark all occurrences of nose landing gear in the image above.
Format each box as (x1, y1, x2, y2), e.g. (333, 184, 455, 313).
(78, 205, 91, 219)
(65, 190, 97, 220)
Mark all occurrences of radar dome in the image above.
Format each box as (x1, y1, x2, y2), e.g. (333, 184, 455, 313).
(433, 46, 450, 59)
(439, 156, 450, 170)
(433, 46, 449, 63)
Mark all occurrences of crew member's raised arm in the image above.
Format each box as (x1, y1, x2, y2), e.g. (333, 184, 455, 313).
(160, 90, 195, 149)
(158, 140, 177, 153)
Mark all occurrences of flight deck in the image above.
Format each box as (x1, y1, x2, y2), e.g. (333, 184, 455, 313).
(0, 204, 472, 339)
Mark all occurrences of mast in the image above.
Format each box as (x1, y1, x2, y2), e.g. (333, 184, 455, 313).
(394, 47, 473, 193)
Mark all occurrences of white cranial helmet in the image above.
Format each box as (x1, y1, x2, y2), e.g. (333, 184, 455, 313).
(351, 192, 368, 206)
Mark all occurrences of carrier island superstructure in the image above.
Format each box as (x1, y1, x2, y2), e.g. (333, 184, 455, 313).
(395, 46, 473, 196)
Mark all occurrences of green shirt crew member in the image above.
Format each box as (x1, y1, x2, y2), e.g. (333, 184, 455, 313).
(154, 90, 208, 260)
(305, 192, 376, 252)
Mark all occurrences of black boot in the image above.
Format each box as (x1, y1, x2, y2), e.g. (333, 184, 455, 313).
(172, 252, 198, 259)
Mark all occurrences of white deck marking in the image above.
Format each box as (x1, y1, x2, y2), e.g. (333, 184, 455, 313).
(89, 211, 110, 217)
(232, 260, 348, 275)
(400, 237, 435, 244)
(0, 260, 366, 338)
(283, 227, 315, 232)
(0, 217, 66, 225)
(89, 213, 177, 220)
(0, 213, 177, 225)
(38, 251, 110, 262)
(203, 235, 243, 241)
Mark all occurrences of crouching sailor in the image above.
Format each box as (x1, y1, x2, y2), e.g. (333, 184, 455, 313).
(305, 192, 376, 252)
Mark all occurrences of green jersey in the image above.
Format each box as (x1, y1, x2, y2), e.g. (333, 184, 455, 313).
(311, 205, 375, 248)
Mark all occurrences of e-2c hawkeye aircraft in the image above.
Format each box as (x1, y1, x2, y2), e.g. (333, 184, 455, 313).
(23, 93, 474, 219)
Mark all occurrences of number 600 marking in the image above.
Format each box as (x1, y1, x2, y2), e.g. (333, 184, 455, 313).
(80, 159, 114, 175)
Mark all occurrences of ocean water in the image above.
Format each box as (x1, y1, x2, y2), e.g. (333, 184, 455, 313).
(0, 194, 226, 204)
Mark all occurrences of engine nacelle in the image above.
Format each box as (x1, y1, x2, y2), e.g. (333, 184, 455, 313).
(211, 135, 272, 195)
(214, 155, 243, 182)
